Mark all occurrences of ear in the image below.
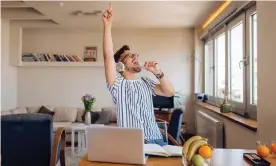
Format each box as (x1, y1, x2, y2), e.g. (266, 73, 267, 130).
(116, 62, 125, 73)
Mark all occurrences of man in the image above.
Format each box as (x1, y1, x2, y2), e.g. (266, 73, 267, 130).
(102, 3, 175, 146)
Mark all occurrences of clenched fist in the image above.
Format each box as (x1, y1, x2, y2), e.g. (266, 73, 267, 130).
(144, 61, 162, 75)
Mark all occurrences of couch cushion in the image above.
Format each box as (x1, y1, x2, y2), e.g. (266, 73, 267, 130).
(102, 107, 116, 122)
(76, 107, 101, 122)
(53, 107, 77, 122)
(10, 107, 28, 114)
(27, 105, 54, 114)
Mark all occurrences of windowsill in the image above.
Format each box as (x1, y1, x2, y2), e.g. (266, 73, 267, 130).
(195, 101, 258, 132)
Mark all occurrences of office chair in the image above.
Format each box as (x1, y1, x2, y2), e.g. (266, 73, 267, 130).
(1, 113, 66, 166)
(156, 108, 184, 146)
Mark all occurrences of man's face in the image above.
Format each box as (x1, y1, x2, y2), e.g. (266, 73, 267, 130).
(119, 50, 141, 73)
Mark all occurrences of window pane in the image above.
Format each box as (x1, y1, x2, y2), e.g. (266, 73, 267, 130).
(229, 23, 244, 102)
(205, 41, 214, 96)
(215, 33, 225, 98)
(251, 13, 257, 105)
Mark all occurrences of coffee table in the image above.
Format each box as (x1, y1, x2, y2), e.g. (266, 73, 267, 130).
(70, 124, 104, 156)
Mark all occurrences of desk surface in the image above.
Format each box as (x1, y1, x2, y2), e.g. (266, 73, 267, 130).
(78, 149, 276, 166)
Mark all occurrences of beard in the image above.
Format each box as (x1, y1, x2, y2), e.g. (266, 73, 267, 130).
(126, 66, 141, 73)
(133, 66, 141, 73)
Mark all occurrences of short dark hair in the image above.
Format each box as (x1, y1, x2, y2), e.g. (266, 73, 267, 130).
(114, 45, 130, 63)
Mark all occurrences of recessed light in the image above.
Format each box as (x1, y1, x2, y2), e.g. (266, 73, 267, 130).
(60, 2, 64, 7)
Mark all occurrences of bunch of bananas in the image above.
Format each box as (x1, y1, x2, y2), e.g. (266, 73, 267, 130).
(182, 136, 213, 166)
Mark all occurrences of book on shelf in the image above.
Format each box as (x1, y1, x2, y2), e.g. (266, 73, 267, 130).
(22, 53, 83, 62)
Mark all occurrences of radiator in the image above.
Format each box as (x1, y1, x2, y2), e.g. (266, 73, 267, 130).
(196, 111, 224, 148)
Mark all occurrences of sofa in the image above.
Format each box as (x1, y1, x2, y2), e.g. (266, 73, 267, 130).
(1, 105, 117, 143)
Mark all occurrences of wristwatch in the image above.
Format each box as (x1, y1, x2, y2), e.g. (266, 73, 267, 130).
(154, 70, 164, 80)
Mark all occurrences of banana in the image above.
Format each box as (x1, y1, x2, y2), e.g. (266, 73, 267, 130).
(182, 136, 202, 156)
(187, 139, 208, 162)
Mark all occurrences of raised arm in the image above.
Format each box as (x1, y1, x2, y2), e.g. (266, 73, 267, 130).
(102, 3, 116, 85)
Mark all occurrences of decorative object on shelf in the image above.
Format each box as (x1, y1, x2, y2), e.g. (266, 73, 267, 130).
(195, 93, 208, 102)
(84, 46, 97, 62)
(81, 94, 96, 125)
(220, 89, 232, 113)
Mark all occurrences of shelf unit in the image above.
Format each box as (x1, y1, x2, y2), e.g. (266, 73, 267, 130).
(18, 62, 104, 67)
(13, 27, 103, 67)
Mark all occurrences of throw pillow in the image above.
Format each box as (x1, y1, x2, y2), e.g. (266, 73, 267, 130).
(38, 106, 55, 116)
(81, 112, 100, 124)
(95, 110, 112, 125)
(102, 107, 117, 122)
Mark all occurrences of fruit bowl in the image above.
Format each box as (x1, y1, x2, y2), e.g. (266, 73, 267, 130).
(181, 135, 213, 166)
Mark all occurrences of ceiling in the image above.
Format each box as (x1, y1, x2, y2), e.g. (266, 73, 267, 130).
(1, 1, 221, 29)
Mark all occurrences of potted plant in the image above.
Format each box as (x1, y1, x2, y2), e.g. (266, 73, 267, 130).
(81, 94, 96, 125)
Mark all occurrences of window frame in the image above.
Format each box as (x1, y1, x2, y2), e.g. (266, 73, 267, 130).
(246, 5, 257, 119)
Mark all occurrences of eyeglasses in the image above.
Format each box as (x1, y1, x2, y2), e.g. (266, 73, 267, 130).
(120, 53, 139, 62)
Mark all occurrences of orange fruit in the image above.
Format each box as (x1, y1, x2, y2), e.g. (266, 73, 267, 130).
(257, 145, 270, 157)
(270, 143, 276, 153)
(199, 145, 212, 159)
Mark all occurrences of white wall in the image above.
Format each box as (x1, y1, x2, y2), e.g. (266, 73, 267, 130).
(257, 1, 276, 141)
(1, 19, 18, 110)
(18, 28, 195, 129)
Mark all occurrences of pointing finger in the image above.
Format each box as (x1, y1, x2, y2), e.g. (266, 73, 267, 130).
(108, 3, 112, 11)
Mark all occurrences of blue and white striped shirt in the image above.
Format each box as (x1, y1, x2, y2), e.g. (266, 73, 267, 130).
(107, 76, 163, 141)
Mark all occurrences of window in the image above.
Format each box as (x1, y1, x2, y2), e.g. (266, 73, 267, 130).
(251, 13, 257, 105)
(204, 41, 214, 96)
(229, 22, 244, 103)
(246, 6, 257, 119)
(215, 33, 226, 99)
(204, 5, 257, 119)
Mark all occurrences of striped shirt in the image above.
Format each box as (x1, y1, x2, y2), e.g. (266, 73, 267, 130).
(107, 76, 163, 141)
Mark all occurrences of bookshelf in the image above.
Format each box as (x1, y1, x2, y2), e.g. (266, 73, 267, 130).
(20, 52, 103, 67)
(13, 27, 103, 67)
(18, 62, 104, 67)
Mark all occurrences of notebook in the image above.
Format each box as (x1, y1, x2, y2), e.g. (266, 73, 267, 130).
(144, 144, 183, 157)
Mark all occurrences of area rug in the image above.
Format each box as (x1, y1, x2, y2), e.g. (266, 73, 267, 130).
(56, 147, 83, 166)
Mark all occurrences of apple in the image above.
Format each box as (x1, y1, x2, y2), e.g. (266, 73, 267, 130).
(192, 154, 204, 166)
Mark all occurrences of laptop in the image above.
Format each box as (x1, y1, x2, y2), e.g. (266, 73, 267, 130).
(86, 126, 147, 165)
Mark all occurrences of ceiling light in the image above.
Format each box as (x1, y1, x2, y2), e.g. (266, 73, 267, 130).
(70, 10, 102, 17)
(59, 2, 64, 7)
(201, 0, 232, 29)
